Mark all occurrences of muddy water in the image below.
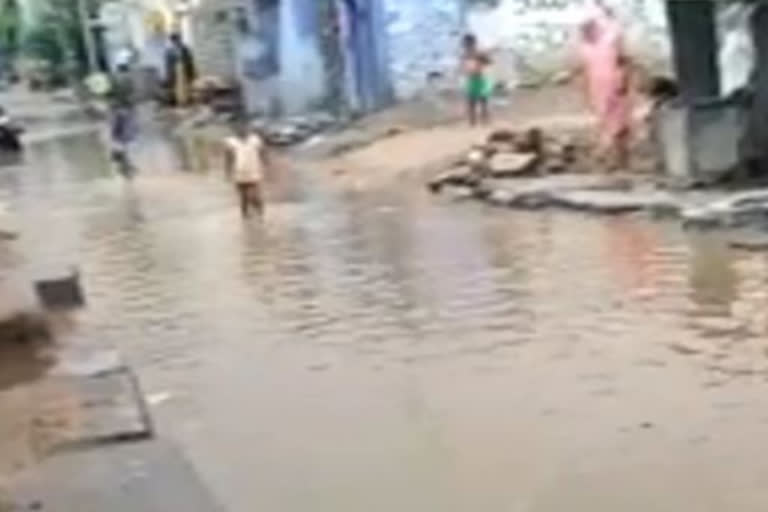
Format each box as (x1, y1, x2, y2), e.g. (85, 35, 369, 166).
(4, 128, 768, 511)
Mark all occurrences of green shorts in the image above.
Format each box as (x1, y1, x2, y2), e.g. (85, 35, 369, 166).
(466, 75, 491, 101)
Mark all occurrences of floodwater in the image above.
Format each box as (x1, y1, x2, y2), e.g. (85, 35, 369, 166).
(4, 123, 768, 511)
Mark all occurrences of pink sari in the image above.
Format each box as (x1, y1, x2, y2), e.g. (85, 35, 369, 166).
(579, 13, 630, 151)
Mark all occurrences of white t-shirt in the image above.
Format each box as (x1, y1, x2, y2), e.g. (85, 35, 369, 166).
(225, 134, 265, 183)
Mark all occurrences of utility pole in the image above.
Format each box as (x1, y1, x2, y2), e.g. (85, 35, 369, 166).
(78, 0, 98, 73)
(665, 0, 720, 100)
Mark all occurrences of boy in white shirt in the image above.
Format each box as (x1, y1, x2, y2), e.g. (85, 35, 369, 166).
(224, 119, 269, 217)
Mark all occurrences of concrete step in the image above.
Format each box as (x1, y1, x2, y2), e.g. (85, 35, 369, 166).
(10, 440, 224, 512)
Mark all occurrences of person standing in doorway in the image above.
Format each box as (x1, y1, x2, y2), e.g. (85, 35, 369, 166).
(461, 33, 492, 126)
(224, 119, 269, 218)
(165, 33, 197, 107)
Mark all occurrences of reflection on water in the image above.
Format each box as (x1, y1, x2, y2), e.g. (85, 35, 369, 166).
(688, 232, 738, 316)
(4, 129, 768, 509)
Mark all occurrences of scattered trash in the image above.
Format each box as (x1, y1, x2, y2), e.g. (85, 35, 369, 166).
(259, 112, 340, 147)
(146, 392, 173, 406)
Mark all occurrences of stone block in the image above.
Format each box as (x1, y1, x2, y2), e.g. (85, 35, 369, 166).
(34, 267, 84, 310)
(549, 189, 680, 215)
(40, 367, 153, 452)
(682, 190, 768, 229)
(427, 167, 480, 193)
(488, 152, 538, 177)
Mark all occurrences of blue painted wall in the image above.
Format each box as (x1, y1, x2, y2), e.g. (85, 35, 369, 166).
(342, 0, 395, 112)
(278, 0, 327, 114)
(382, 0, 464, 99)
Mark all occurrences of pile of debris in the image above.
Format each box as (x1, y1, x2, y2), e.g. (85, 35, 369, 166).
(254, 112, 340, 147)
(178, 109, 342, 148)
(428, 127, 585, 194)
(426, 126, 686, 216)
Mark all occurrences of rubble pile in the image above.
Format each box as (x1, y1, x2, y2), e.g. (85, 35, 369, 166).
(426, 127, 768, 250)
(428, 127, 584, 194)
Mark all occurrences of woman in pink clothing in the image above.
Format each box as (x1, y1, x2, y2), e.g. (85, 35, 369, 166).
(577, 4, 632, 170)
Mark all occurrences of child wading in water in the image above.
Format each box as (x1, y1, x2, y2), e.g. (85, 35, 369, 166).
(224, 119, 269, 218)
(461, 34, 492, 125)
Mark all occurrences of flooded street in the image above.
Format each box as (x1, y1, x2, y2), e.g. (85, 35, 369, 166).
(5, 125, 768, 511)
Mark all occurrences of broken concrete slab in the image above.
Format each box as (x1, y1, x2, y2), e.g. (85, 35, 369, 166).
(59, 368, 152, 449)
(682, 190, 768, 229)
(427, 167, 480, 194)
(10, 440, 223, 512)
(548, 189, 680, 215)
(729, 233, 768, 251)
(29, 367, 152, 454)
(476, 174, 639, 209)
(48, 349, 123, 379)
(0, 365, 151, 483)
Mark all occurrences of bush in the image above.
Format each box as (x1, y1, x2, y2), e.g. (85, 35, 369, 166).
(23, 26, 67, 64)
(21, 0, 90, 79)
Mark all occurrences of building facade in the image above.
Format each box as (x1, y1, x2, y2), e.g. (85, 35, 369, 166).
(187, 0, 463, 116)
(185, 0, 761, 116)
(467, 0, 671, 86)
(98, 0, 176, 75)
(383, 0, 464, 99)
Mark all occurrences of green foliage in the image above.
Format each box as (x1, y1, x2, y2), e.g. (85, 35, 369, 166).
(24, 25, 67, 63)
(22, 0, 90, 75)
(0, 0, 20, 54)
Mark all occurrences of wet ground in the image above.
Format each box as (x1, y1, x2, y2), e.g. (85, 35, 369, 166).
(3, 121, 768, 511)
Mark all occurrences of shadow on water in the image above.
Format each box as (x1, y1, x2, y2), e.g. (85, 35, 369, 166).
(0, 151, 23, 169)
(688, 232, 739, 317)
(0, 339, 54, 391)
(23, 132, 113, 182)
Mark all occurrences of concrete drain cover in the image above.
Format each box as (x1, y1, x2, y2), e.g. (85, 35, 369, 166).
(10, 440, 223, 512)
(33, 367, 152, 452)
